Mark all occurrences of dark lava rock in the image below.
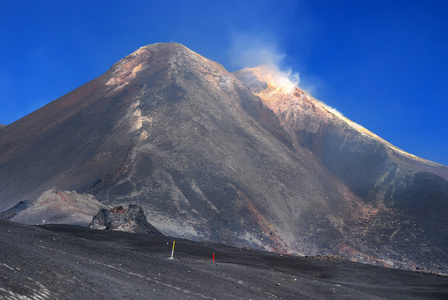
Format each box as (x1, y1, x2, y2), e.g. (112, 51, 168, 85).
(89, 204, 162, 236)
(0, 200, 30, 219)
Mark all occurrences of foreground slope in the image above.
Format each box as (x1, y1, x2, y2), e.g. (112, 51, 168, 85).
(0, 43, 447, 273)
(1, 219, 447, 300)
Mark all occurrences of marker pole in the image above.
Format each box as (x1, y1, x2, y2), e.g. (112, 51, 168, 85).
(169, 240, 175, 259)
(213, 252, 215, 262)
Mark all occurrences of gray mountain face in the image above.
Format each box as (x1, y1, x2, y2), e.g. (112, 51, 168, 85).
(0, 43, 447, 273)
(235, 66, 448, 272)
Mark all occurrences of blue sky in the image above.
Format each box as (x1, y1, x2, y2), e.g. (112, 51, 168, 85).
(1, 0, 447, 165)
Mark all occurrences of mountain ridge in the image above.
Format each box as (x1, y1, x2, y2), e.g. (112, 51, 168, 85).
(236, 65, 448, 171)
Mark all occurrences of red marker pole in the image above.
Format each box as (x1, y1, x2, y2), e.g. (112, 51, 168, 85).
(213, 253, 215, 262)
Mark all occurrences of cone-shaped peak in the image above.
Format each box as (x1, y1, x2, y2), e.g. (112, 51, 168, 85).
(105, 42, 232, 92)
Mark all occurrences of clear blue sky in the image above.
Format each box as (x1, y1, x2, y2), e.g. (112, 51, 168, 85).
(1, 0, 447, 166)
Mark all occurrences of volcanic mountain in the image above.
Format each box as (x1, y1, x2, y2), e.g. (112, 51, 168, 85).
(0, 43, 447, 274)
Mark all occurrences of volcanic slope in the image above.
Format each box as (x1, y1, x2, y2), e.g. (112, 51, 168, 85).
(235, 66, 448, 273)
(1, 219, 448, 300)
(0, 43, 447, 274)
(0, 43, 356, 254)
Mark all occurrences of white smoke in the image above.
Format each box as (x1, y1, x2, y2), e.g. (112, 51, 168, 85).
(228, 32, 300, 87)
(323, 104, 345, 118)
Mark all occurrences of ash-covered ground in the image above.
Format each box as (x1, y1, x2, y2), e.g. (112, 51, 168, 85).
(0, 219, 447, 299)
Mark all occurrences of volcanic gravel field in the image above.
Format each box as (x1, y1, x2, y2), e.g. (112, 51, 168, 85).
(0, 219, 447, 299)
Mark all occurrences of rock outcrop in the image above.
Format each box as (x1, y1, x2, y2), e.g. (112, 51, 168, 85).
(89, 205, 162, 236)
(7, 190, 107, 226)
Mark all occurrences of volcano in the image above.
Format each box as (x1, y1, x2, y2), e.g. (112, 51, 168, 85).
(0, 43, 447, 274)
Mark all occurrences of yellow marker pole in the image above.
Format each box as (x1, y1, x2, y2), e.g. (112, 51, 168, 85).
(170, 240, 175, 259)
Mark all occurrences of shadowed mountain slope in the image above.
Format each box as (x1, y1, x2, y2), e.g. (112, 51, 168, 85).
(0, 43, 447, 273)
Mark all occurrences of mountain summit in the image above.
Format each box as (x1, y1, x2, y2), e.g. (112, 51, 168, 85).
(1, 43, 447, 273)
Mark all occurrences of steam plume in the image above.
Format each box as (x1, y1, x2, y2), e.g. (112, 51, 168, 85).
(228, 33, 300, 87)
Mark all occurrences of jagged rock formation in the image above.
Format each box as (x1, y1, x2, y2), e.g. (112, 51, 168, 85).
(89, 205, 162, 235)
(0, 43, 447, 273)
